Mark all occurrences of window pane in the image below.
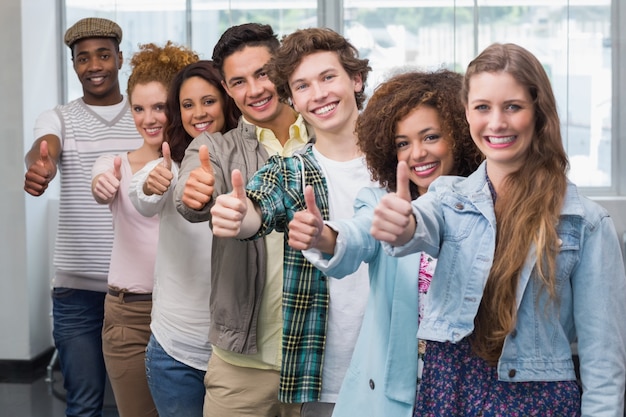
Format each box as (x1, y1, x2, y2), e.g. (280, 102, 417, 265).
(344, 0, 612, 188)
(344, 1, 462, 97)
(474, 1, 612, 187)
(191, 0, 318, 59)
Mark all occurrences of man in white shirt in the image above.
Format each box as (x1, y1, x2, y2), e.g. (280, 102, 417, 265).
(23, 17, 142, 417)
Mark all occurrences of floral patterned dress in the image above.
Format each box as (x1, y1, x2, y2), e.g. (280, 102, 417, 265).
(413, 339, 581, 416)
(416, 252, 436, 392)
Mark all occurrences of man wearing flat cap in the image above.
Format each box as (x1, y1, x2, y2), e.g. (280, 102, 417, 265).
(24, 17, 141, 417)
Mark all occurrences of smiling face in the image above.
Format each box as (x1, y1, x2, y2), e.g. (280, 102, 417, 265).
(129, 81, 168, 148)
(221, 45, 283, 128)
(179, 76, 225, 137)
(465, 71, 535, 178)
(72, 37, 123, 105)
(395, 106, 455, 195)
(288, 51, 362, 137)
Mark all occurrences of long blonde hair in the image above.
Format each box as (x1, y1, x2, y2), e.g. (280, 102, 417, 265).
(461, 43, 569, 364)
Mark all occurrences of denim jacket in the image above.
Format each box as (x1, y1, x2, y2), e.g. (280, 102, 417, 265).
(384, 162, 626, 417)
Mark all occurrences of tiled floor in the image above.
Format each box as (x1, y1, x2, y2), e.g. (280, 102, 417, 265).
(0, 367, 119, 417)
(1, 373, 67, 417)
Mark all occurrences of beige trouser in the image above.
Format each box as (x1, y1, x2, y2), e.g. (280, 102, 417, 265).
(102, 292, 157, 417)
(203, 354, 302, 417)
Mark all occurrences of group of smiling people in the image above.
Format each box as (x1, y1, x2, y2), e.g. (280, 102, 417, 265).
(24, 16, 626, 417)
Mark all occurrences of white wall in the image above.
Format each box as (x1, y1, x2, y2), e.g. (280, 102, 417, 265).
(0, 0, 60, 360)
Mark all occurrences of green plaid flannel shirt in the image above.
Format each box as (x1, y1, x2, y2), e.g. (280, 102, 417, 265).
(245, 145, 330, 403)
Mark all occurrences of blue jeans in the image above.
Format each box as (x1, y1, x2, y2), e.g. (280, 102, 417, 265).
(52, 288, 107, 417)
(145, 334, 206, 417)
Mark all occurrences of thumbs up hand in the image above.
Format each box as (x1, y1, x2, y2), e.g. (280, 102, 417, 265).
(395, 160, 412, 203)
(93, 155, 123, 204)
(24, 140, 58, 196)
(210, 169, 249, 237)
(288, 185, 328, 251)
(144, 142, 174, 196)
(182, 145, 215, 210)
(161, 141, 172, 170)
(371, 161, 415, 245)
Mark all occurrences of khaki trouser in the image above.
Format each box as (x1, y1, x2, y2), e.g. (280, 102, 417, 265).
(102, 292, 156, 417)
(203, 354, 302, 417)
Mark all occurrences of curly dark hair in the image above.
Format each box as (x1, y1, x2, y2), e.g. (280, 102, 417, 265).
(266, 27, 371, 109)
(165, 60, 241, 164)
(356, 69, 484, 199)
(211, 23, 279, 78)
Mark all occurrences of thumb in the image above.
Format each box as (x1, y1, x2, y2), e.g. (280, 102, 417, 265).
(303, 185, 321, 218)
(230, 169, 246, 200)
(199, 145, 213, 173)
(113, 156, 122, 180)
(39, 140, 49, 163)
(396, 161, 411, 202)
(161, 142, 172, 170)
